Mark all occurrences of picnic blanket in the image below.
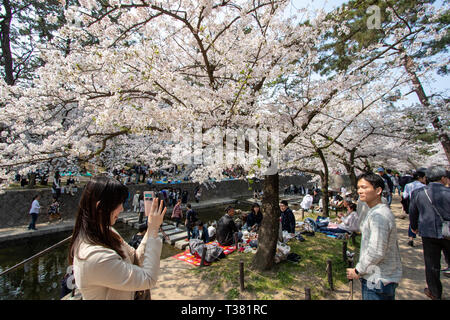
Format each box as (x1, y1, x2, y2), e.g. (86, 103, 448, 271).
(172, 241, 236, 266)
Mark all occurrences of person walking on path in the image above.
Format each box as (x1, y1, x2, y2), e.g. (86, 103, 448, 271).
(392, 173, 401, 196)
(69, 176, 166, 300)
(346, 172, 402, 300)
(185, 203, 198, 240)
(376, 167, 394, 207)
(402, 170, 427, 247)
(171, 199, 183, 231)
(409, 166, 450, 300)
(138, 193, 145, 224)
(132, 191, 141, 213)
(28, 194, 41, 230)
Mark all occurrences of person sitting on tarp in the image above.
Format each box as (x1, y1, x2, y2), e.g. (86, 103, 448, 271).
(318, 203, 359, 234)
(192, 220, 209, 243)
(217, 206, 242, 246)
(280, 200, 296, 234)
(246, 203, 263, 232)
(208, 222, 217, 241)
(128, 223, 147, 249)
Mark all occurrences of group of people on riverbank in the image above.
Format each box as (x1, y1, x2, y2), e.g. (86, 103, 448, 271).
(35, 163, 448, 301)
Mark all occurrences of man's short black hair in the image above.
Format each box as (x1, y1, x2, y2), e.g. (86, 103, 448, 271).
(386, 169, 392, 174)
(186, 203, 192, 209)
(280, 200, 288, 206)
(225, 205, 234, 213)
(195, 220, 203, 227)
(413, 171, 426, 180)
(426, 166, 446, 182)
(357, 172, 385, 191)
(349, 203, 357, 212)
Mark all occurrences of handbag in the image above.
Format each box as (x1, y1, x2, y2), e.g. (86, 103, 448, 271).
(424, 189, 450, 240)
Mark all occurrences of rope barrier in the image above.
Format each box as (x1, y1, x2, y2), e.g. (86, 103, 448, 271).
(0, 235, 72, 278)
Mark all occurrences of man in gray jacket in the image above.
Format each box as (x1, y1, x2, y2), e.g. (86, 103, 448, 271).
(409, 165, 450, 300)
(347, 172, 402, 300)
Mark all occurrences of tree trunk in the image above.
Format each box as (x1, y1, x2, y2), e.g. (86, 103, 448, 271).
(347, 148, 358, 194)
(317, 148, 329, 217)
(403, 54, 450, 163)
(28, 172, 36, 188)
(1, 0, 15, 85)
(251, 173, 279, 271)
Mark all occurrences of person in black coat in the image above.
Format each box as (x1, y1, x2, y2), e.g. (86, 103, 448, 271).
(217, 206, 241, 246)
(409, 166, 450, 300)
(185, 203, 198, 240)
(280, 200, 296, 234)
(246, 203, 263, 231)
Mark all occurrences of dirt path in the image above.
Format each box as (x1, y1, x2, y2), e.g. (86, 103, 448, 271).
(151, 194, 449, 300)
(389, 194, 449, 300)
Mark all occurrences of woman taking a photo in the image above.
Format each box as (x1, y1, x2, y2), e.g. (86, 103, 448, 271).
(68, 176, 166, 300)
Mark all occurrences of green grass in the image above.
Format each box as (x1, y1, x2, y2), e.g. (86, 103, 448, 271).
(190, 212, 360, 300)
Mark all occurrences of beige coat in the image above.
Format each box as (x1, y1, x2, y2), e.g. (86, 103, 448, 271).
(73, 228, 162, 300)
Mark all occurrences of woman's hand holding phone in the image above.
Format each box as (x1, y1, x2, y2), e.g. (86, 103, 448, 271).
(144, 195, 166, 238)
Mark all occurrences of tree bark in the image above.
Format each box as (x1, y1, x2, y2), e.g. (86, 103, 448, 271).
(251, 172, 279, 271)
(346, 148, 358, 194)
(317, 148, 329, 217)
(403, 54, 450, 163)
(1, 0, 15, 85)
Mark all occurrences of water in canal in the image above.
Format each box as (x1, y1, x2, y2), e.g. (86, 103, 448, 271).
(0, 222, 181, 300)
(0, 201, 253, 300)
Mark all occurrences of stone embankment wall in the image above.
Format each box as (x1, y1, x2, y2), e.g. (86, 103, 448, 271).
(0, 175, 312, 228)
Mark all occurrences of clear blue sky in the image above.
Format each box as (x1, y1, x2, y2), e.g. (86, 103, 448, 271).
(286, 0, 449, 106)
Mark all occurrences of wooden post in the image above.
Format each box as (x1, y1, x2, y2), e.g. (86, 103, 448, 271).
(239, 260, 245, 291)
(301, 209, 305, 220)
(342, 241, 348, 264)
(327, 260, 334, 291)
(234, 232, 239, 250)
(351, 232, 356, 246)
(305, 287, 311, 300)
(349, 259, 354, 300)
(200, 246, 207, 267)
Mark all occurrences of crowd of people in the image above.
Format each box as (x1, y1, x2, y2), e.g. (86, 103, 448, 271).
(33, 163, 448, 301)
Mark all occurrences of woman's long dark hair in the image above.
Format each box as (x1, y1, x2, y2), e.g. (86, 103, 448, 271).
(69, 176, 129, 264)
(250, 203, 261, 216)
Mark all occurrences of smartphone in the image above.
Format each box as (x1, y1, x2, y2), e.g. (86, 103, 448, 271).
(144, 191, 154, 201)
(143, 191, 154, 217)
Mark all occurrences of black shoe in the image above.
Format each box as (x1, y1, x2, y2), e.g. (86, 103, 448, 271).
(407, 240, 414, 247)
(424, 288, 439, 300)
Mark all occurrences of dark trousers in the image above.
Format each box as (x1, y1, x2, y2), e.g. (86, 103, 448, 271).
(187, 226, 194, 240)
(408, 225, 416, 238)
(28, 213, 38, 230)
(422, 237, 450, 299)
